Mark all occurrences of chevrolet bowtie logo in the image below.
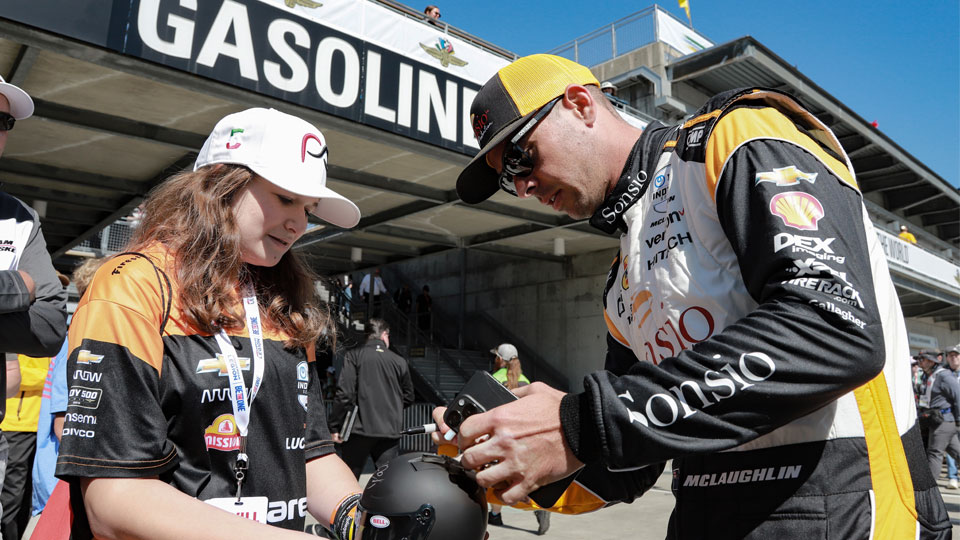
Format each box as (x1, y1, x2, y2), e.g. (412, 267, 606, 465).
(76, 350, 104, 365)
(196, 355, 251, 376)
(755, 166, 818, 187)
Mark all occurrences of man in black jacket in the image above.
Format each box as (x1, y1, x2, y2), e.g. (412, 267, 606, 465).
(0, 74, 67, 532)
(331, 318, 414, 478)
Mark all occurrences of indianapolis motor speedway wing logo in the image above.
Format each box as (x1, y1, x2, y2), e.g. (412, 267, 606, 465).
(419, 38, 468, 68)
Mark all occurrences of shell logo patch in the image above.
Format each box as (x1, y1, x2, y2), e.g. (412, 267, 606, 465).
(769, 192, 824, 231)
(755, 166, 817, 187)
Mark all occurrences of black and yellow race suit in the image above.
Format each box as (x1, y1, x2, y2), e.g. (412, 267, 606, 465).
(550, 88, 951, 538)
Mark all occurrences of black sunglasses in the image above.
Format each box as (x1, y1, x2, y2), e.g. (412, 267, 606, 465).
(0, 112, 15, 132)
(497, 96, 561, 196)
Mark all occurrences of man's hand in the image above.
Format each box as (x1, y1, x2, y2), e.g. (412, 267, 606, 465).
(456, 382, 584, 505)
(17, 270, 35, 303)
(332, 432, 343, 444)
(430, 406, 458, 446)
(5, 356, 20, 399)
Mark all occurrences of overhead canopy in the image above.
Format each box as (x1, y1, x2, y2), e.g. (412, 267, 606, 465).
(668, 36, 959, 326)
(669, 36, 959, 248)
(0, 0, 617, 275)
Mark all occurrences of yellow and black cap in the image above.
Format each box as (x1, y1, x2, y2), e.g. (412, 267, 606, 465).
(456, 54, 599, 204)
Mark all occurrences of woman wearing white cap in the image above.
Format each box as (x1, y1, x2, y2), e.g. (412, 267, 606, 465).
(56, 109, 364, 539)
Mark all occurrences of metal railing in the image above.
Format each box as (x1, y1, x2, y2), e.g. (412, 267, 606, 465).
(548, 6, 659, 67)
(323, 278, 471, 402)
(71, 218, 137, 256)
(322, 400, 437, 453)
(371, 0, 517, 61)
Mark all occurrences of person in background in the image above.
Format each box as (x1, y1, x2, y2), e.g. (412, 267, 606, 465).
(486, 343, 548, 535)
(342, 275, 354, 317)
(911, 356, 923, 406)
(424, 5, 440, 19)
(917, 351, 960, 487)
(600, 81, 617, 96)
(359, 268, 387, 314)
(490, 343, 529, 387)
(0, 345, 57, 539)
(330, 319, 414, 479)
(0, 73, 68, 532)
(394, 283, 413, 315)
(944, 347, 960, 489)
(322, 366, 337, 402)
(898, 224, 917, 244)
(415, 285, 432, 336)
(56, 107, 367, 539)
(30, 257, 103, 523)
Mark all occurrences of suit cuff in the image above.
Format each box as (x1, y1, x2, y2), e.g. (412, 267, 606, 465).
(559, 392, 602, 464)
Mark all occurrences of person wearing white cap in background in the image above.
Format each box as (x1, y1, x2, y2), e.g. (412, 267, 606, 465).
(55, 108, 367, 539)
(0, 74, 68, 534)
(487, 343, 550, 534)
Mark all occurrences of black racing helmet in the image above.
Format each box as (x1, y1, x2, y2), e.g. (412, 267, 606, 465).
(357, 452, 487, 540)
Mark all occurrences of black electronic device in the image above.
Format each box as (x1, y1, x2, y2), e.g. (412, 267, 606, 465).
(442, 371, 580, 509)
(443, 370, 518, 432)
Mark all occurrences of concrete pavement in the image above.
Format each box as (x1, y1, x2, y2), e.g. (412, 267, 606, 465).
(304, 463, 960, 539)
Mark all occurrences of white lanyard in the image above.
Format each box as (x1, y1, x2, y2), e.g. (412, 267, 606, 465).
(213, 284, 265, 500)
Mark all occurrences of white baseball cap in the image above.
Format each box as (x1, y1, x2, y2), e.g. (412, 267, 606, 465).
(0, 75, 34, 120)
(490, 343, 518, 361)
(194, 108, 361, 228)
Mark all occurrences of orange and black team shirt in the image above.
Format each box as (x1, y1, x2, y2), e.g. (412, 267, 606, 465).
(55, 244, 334, 532)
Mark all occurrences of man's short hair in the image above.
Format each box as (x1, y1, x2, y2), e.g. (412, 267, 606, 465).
(367, 318, 390, 338)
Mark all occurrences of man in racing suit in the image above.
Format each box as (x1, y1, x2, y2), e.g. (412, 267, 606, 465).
(439, 54, 951, 538)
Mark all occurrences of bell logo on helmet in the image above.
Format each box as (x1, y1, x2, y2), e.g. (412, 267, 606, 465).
(370, 515, 391, 528)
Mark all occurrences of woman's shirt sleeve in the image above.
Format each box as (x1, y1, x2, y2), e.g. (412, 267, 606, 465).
(56, 254, 179, 479)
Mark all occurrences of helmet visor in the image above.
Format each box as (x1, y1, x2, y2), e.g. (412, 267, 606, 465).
(356, 503, 435, 540)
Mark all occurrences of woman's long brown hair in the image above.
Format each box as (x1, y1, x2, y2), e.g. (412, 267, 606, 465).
(506, 357, 523, 390)
(127, 165, 332, 348)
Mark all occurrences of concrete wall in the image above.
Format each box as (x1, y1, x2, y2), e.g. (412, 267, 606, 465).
(906, 317, 960, 354)
(382, 248, 617, 391)
(378, 244, 959, 392)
